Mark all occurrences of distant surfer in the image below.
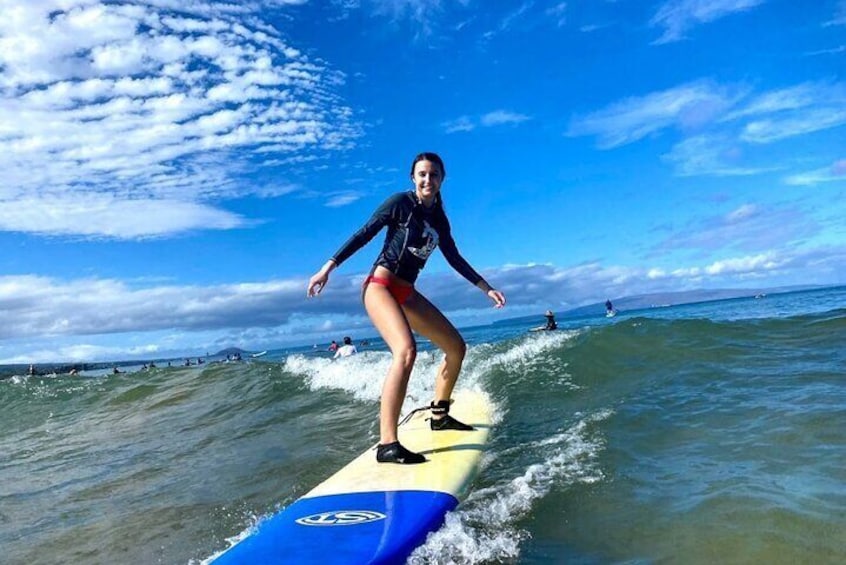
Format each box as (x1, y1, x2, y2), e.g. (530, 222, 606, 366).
(308, 152, 506, 465)
(328, 340, 339, 352)
(333, 336, 358, 359)
(605, 299, 616, 317)
(544, 310, 557, 330)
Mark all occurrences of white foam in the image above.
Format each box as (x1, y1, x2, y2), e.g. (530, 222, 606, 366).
(462, 329, 580, 384)
(284, 331, 579, 425)
(409, 408, 613, 564)
(195, 510, 264, 565)
(283, 347, 495, 414)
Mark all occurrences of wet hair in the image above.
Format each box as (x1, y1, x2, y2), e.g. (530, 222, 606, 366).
(343, 336, 352, 345)
(410, 152, 446, 180)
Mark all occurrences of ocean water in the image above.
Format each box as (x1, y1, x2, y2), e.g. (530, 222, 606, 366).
(1, 286, 845, 564)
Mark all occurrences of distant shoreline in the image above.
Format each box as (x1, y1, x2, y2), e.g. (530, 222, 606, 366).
(3, 284, 842, 374)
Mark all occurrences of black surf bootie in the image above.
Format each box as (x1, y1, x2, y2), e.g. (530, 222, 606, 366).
(376, 441, 426, 464)
(429, 400, 474, 431)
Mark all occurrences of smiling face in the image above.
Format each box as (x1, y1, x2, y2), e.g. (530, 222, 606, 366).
(412, 159, 443, 207)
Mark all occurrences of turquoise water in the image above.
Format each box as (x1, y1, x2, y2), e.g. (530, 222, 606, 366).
(1, 287, 844, 564)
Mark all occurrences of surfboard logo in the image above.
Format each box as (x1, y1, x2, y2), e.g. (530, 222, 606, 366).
(295, 510, 386, 526)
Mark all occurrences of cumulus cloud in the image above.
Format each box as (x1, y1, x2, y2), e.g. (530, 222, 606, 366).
(5, 244, 843, 362)
(0, 1, 360, 239)
(650, 0, 766, 44)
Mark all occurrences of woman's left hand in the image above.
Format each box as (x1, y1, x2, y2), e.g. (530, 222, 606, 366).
(487, 289, 506, 308)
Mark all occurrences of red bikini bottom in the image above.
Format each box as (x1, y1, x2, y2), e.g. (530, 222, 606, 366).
(363, 275, 414, 305)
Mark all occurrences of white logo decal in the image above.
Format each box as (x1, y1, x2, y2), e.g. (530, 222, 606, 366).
(295, 510, 386, 526)
(408, 221, 439, 260)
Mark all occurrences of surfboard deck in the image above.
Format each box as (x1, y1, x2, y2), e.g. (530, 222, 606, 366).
(210, 390, 492, 565)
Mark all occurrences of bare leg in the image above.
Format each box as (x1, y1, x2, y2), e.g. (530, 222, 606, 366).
(363, 282, 416, 444)
(402, 291, 467, 406)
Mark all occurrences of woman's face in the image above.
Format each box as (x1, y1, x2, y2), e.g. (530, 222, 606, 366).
(412, 159, 442, 205)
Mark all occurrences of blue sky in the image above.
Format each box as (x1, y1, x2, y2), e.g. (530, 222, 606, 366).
(1, 0, 844, 364)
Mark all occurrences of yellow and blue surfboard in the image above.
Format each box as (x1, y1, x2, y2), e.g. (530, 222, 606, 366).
(211, 390, 492, 564)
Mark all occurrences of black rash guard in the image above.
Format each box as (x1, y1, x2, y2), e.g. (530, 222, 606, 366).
(330, 191, 484, 286)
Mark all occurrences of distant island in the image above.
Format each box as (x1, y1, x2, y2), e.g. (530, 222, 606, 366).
(215, 347, 249, 357)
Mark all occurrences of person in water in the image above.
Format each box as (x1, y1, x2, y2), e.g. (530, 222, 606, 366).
(333, 336, 358, 359)
(544, 310, 557, 330)
(308, 152, 506, 464)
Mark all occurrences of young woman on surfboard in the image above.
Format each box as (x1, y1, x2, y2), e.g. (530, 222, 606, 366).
(307, 152, 506, 464)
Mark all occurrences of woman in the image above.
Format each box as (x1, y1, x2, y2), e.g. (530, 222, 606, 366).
(307, 152, 506, 464)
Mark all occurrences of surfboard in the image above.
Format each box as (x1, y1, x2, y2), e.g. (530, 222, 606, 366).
(210, 390, 492, 564)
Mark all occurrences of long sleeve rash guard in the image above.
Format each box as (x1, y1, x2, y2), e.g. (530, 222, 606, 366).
(331, 191, 484, 286)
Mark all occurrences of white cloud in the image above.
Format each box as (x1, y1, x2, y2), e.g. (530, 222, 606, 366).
(443, 116, 476, 133)
(824, 0, 846, 26)
(725, 82, 829, 119)
(0, 1, 360, 239)
(724, 81, 846, 145)
(3, 244, 844, 362)
(650, 0, 766, 44)
(725, 203, 758, 222)
(663, 134, 769, 176)
(480, 110, 531, 127)
(0, 195, 247, 239)
(325, 192, 362, 207)
(444, 109, 531, 133)
(545, 2, 567, 28)
(651, 201, 818, 255)
(704, 252, 782, 275)
(572, 80, 845, 183)
(568, 81, 739, 148)
(740, 108, 846, 144)
(784, 159, 846, 186)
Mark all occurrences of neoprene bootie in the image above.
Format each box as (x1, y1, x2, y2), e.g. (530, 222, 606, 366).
(376, 441, 426, 464)
(429, 400, 474, 431)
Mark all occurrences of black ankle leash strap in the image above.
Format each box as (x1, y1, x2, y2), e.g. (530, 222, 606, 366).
(398, 405, 431, 426)
(398, 399, 454, 426)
